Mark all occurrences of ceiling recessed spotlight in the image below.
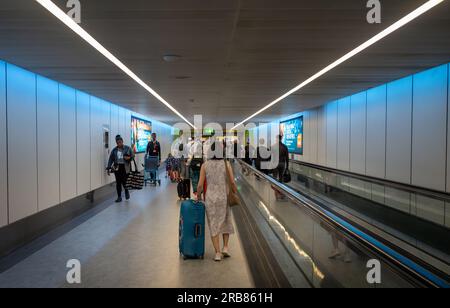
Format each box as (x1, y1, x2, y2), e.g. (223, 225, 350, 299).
(163, 55, 182, 63)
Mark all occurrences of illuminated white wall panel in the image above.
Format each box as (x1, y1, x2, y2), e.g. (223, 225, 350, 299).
(36, 76, 60, 210)
(7, 64, 38, 223)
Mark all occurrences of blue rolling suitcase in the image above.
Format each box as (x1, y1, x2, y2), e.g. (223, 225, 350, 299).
(179, 199, 205, 259)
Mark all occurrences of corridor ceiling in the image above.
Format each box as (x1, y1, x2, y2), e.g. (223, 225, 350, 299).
(0, 0, 449, 125)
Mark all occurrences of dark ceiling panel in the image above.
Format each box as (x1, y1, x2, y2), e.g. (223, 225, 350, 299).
(0, 0, 448, 126)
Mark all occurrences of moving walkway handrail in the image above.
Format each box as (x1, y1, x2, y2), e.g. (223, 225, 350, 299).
(236, 160, 450, 288)
(289, 160, 450, 202)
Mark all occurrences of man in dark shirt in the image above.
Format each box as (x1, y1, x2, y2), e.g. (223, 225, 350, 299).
(272, 134, 290, 201)
(255, 138, 270, 175)
(233, 140, 239, 159)
(244, 141, 254, 166)
(146, 133, 161, 181)
(276, 134, 289, 182)
(146, 133, 161, 163)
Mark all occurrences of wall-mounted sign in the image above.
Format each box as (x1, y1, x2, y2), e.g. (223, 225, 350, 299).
(280, 116, 304, 155)
(131, 116, 152, 153)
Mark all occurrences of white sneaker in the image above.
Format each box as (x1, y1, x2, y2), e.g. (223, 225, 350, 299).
(222, 248, 231, 258)
(214, 253, 222, 262)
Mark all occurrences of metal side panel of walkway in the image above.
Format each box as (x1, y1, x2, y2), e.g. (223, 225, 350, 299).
(0, 177, 254, 288)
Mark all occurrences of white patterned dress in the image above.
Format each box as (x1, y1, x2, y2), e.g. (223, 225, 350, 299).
(204, 160, 235, 237)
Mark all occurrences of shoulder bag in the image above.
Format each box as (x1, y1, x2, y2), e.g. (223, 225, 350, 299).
(224, 161, 240, 207)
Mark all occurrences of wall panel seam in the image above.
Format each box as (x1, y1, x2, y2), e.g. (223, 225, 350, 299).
(89, 96, 92, 191)
(337, 102, 339, 168)
(75, 92, 78, 195)
(384, 85, 388, 180)
(410, 75, 414, 186)
(364, 91, 368, 176)
(58, 84, 61, 203)
(35, 75, 39, 212)
(325, 107, 327, 165)
(349, 96, 352, 170)
(444, 64, 450, 225)
(5, 64, 9, 225)
(446, 64, 449, 196)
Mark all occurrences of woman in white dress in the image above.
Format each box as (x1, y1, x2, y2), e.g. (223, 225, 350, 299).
(197, 142, 237, 261)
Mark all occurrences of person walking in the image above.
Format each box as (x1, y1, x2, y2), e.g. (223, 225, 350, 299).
(274, 134, 289, 182)
(107, 135, 135, 203)
(255, 138, 271, 176)
(197, 142, 237, 262)
(272, 134, 290, 201)
(146, 133, 161, 181)
(243, 141, 254, 176)
(189, 137, 204, 196)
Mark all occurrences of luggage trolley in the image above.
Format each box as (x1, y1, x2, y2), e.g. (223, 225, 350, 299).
(144, 155, 161, 186)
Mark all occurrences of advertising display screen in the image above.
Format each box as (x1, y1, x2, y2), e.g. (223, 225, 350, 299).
(280, 116, 304, 155)
(131, 116, 152, 153)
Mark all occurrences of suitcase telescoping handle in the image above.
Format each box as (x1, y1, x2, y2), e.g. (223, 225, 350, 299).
(194, 224, 202, 238)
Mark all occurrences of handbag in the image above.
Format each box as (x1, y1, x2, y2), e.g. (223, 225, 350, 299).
(125, 159, 144, 190)
(282, 168, 292, 183)
(224, 161, 240, 207)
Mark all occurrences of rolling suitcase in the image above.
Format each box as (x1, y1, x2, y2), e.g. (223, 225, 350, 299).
(179, 199, 205, 259)
(183, 179, 191, 199)
(177, 179, 191, 199)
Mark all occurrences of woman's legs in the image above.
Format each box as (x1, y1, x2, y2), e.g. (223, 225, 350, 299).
(212, 234, 232, 260)
(223, 234, 230, 250)
(211, 235, 221, 261)
(114, 165, 126, 201)
(115, 174, 123, 200)
(222, 234, 231, 258)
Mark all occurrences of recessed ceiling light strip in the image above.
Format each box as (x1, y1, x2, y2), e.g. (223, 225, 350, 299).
(35, 0, 195, 128)
(232, 0, 445, 129)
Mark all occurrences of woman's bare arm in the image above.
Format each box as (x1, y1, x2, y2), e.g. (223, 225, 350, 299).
(197, 164, 206, 198)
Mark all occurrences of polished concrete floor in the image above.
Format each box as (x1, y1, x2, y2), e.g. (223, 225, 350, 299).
(0, 177, 254, 288)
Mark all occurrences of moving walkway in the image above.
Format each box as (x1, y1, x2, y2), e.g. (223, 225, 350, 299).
(233, 160, 449, 288)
